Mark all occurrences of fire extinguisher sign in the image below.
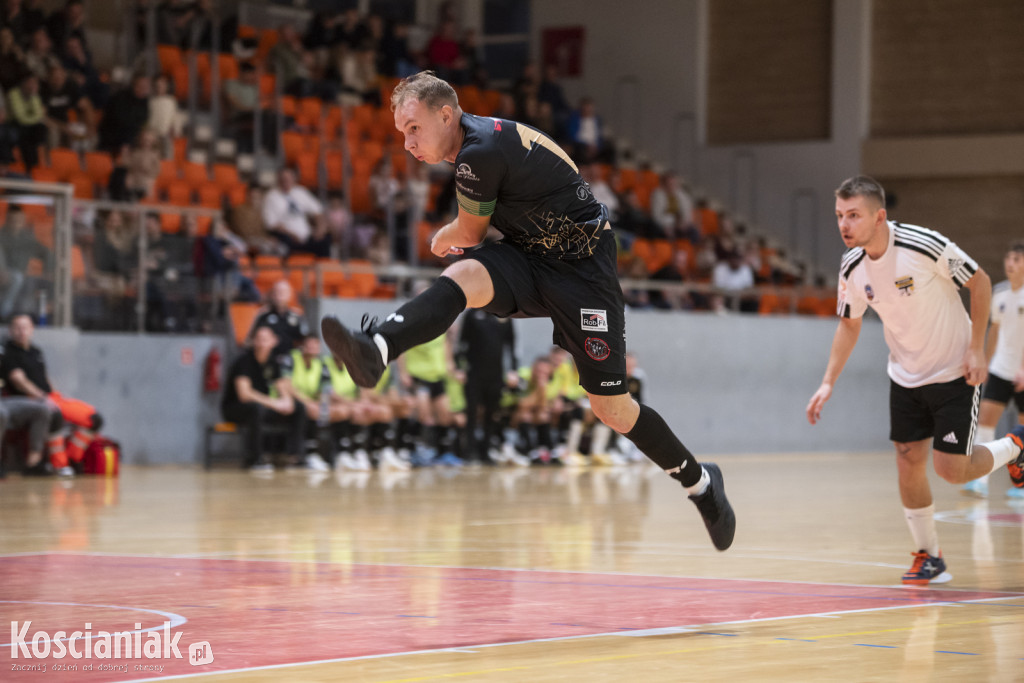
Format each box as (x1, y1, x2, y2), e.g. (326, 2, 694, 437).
(181, 346, 194, 367)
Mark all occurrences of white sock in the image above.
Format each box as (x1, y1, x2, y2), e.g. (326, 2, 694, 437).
(683, 466, 710, 496)
(373, 333, 389, 364)
(591, 423, 612, 454)
(972, 426, 996, 483)
(565, 420, 583, 454)
(981, 434, 1021, 476)
(904, 505, 940, 557)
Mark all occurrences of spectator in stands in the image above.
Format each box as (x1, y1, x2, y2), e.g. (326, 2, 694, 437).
(650, 248, 704, 311)
(566, 97, 610, 163)
(21, 27, 53, 81)
(247, 279, 309, 360)
(617, 188, 663, 239)
(302, 10, 337, 67)
(0, 84, 17, 165)
(197, 216, 260, 303)
(0, 205, 48, 313)
(325, 190, 353, 256)
(2, 313, 106, 476)
(92, 209, 137, 296)
(426, 18, 465, 84)
(712, 250, 757, 313)
(337, 38, 380, 107)
(221, 323, 306, 472)
(581, 163, 618, 222)
(156, 0, 200, 48)
(59, 35, 105, 109)
(0, 26, 25, 90)
(229, 183, 282, 256)
(262, 167, 330, 258)
(378, 21, 414, 78)
(98, 74, 150, 156)
(146, 73, 183, 151)
(41, 61, 94, 150)
(650, 171, 697, 242)
(223, 62, 276, 154)
(119, 128, 161, 200)
(537, 63, 569, 138)
(2, 0, 45, 48)
(7, 73, 46, 171)
(513, 61, 539, 115)
(269, 23, 315, 98)
(46, 0, 87, 54)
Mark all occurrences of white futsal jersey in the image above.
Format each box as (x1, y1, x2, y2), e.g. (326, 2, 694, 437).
(989, 280, 1024, 381)
(837, 221, 978, 388)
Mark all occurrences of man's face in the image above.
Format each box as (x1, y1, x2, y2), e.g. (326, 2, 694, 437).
(279, 169, 295, 191)
(395, 97, 455, 165)
(10, 315, 33, 346)
(835, 195, 884, 249)
(1005, 250, 1024, 281)
(271, 282, 291, 309)
(252, 327, 277, 356)
(301, 337, 320, 358)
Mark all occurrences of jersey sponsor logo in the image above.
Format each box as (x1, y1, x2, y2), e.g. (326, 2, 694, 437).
(576, 183, 591, 201)
(580, 308, 608, 332)
(895, 276, 915, 296)
(864, 284, 874, 301)
(600, 380, 621, 387)
(584, 337, 611, 361)
(947, 256, 965, 277)
(492, 118, 501, 131)
(456, 163, 479, 181)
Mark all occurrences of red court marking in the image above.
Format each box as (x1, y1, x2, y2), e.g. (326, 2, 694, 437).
(0, 553, 1018, 680)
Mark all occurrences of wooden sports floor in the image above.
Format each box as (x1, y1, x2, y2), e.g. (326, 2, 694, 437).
(2, 452, 1022, 682)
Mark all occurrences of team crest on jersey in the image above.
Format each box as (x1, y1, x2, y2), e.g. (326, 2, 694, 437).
(895, 276, 915, 296)
(947, 257, 964, 277)
(580, 308, 608, 332)
(864, 284, 874, 301)
(584, 337, 611, 361)
(456, 163, 479, 181)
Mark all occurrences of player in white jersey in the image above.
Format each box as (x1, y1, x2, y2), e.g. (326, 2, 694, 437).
(962, 242, 1024, 499)
(806, 176, 1024, 586)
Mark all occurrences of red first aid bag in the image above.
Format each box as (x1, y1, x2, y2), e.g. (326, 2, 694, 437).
(82, 438, 120, 476)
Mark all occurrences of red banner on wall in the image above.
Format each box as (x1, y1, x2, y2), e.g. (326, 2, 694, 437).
(542, 27, 585, 77)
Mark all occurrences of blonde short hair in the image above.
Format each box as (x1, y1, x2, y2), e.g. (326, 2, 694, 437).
(390, 70, 459, 112)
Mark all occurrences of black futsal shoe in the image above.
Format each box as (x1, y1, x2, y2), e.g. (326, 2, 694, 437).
(687, 463, 736, 551)
(321, 315, 386, 388)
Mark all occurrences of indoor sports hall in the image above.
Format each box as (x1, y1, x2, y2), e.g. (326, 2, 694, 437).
(1, 1, 1022, 681)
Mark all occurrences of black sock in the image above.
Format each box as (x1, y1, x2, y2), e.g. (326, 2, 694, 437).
(537, 423, 553, 449)
(376, 276, 467, 359)
(625, 404, 701, 487)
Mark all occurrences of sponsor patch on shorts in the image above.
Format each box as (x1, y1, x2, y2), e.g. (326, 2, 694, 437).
(585, 337, 611, 361)
(581, 308, 608, 332)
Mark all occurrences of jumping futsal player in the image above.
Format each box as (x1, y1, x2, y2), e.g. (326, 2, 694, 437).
(321, 71, 734, 550)
(806, 175, 1024, 584)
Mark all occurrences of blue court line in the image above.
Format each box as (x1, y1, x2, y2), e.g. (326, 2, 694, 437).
(5, 555, 1018, 609)
(935, 651, 979, 656)
(775, 637, 817, 642)
(694, 631, 738, 637)
(854, 643, 897, 649)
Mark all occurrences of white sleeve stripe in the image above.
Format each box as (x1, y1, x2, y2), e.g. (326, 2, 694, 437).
(894, 223, 949, 248)
(893, 230, 943, 258)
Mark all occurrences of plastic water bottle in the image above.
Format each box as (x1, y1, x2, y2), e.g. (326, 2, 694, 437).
(317, 386, 330, 427)
(37, 290, 48, 326)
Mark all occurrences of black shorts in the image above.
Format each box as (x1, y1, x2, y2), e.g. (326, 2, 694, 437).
(889, 377, 980, 455)
(981, 372, 1024, 408)
(466, 230, 627, 395)
(410, 376, 447, 399)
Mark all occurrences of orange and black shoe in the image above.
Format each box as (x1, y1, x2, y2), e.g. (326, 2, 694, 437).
(901, 550, 946, 586)
(1007, 425, 1024, 488)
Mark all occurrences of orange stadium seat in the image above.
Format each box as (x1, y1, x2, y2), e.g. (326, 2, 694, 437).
(229, 302, 261, 346)
(281, 131, 304, 165)
(31, 167, 59, 183)
(69, 174, 94, 199)
(211, 163, 240, 190)
(83, 151, 113, 187)
(226, 183, 247, 207)
(480, 90, 502, 116)
(615, 168, 638, 193)
(256, 29, 279, 61)
(165, 180, 191, 205)
(160, 213, 181, 233)
(170, 63, 189, 100)
(217, 53, 239, 83)
(280, 95, 297, 119)
(758, 292, 792, 315)
(258, 73, 276, 101)
(195, 215, 212, 235)
(49, 148, 81, 181)
(71, 245, 86, 280)
(325, 150, 344, 189)
(297, 97, 323, 128)
(181, 161, 209, 188)
(296, 152, 319, 188)
(157, 45, 184, 75)
(155, 159, 178, 191)
(347, 260, 377, 297)
(197, 185, 223, 209)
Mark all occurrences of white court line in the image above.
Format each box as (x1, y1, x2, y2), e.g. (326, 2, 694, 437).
(0, 601, 187, 647)
(124, 593, 1024, 682)
(10, 550, 1024, 597)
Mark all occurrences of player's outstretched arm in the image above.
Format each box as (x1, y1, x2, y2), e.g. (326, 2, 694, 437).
(807, 316, 862, 425)
(431, 209, 491, 257)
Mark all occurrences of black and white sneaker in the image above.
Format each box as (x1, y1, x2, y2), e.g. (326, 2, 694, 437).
(321, 315, 386, 388)
(687, 463, 736, 551)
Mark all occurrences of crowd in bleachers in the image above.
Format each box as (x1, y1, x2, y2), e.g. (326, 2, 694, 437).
(0, 0, 832, 332)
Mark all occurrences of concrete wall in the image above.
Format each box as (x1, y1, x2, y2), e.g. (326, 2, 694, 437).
(529, 0, 869, 278)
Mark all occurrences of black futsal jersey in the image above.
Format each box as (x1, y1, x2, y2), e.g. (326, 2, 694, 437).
(454, 113, 609, 260)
